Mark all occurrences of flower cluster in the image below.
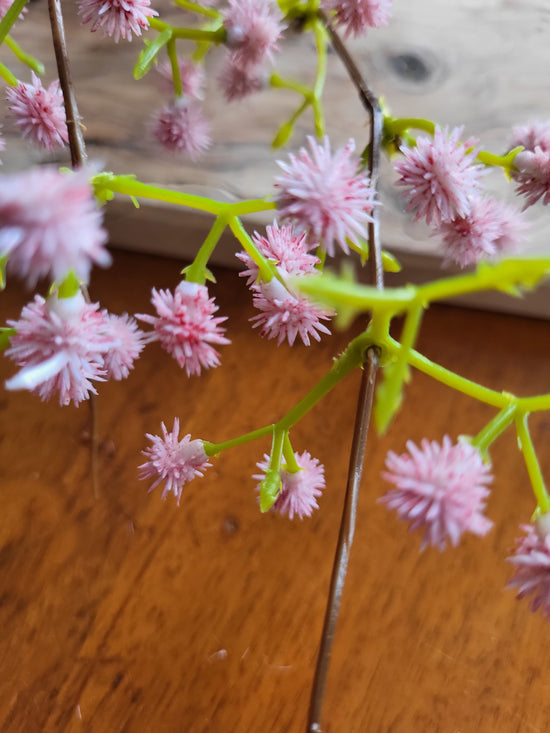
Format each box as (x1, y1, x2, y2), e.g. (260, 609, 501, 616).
(137, 280, 230, 376)
(237, 221, 332, 346)
(275, 136, 377, 257)
(254, 450, 326, 520)
(394, 126, 526, 267)
(5, 292, 144, 405)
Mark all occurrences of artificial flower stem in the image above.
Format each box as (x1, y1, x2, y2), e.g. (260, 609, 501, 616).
(0, 0, 28, 45)
(227, 215, 276, 283)
(203, 424, 275, 456)
(0, 61, 17, 86)
(269, 72, 312, 98)
(99, 176, 221, 214)
(515, 413, 550, 514)
(173, 0, 220, 18)
(4, 35, 45, 74)
(470, 401, 517, 455)
(166, 38, 183, 97)
(227, 198, 276, 217)
(282, 433, 301, 473)
(149, 17, 226, 43)
(184, 215, 227, 284)
(312, 18, 327, 136)
(385, 117, 436, 136)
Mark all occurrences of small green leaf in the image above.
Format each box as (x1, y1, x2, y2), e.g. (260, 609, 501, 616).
(133, 28, 173, 80)
(272, 122, 294, 149)
(57, 271, 81, 299)
(0, 254, 8, 290)
(259, 468, 282, 513)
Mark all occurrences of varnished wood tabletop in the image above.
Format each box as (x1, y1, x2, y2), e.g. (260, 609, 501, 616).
(1, 249, 550, 733)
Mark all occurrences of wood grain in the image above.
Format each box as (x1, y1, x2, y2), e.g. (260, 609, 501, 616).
(2, 249, 550, 732)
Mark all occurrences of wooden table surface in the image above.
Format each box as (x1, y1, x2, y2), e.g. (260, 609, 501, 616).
(2, 249, 550, 733)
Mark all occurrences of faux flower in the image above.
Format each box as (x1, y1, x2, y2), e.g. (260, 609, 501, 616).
(437, 196, 527, 268)
(254, 450, 325, 519)
(394, 126, 485, 227)
(102, 313, 145, 380)
(507, 517, 550, 620)
(77, 0, 157, 42)
(6, 73, 68, 153)
(250, 277, 332, 346)
(157, 57, 205, 99)
(217, 56, 264, 101)
(510, 121, 550, 209)
(223, 0, 284, 70)
(5, 292, 112, 406)
(0, 167, 110, 287)
(139, 418, 211, 504)
(236, 220, 320, 286)
(150, 100, 211, 161)
(275, 136, 377, 257)
(136, 280, 230, 376)
(322, 0, 392, 37)
(380, 436, 493, 550)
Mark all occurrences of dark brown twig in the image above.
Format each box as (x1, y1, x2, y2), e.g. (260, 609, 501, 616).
(307, 13, 384, 732)
(48, 0, 98, 497)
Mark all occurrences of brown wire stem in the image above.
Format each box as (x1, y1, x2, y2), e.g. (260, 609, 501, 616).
(307, 13, 385, 732)
(48, 0, 98, 497)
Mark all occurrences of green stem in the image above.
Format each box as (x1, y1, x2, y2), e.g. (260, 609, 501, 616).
(228, 198, 276, 216)
(515, 412, 550, 513)
(312, 18, 327, 136)
(173, 0, 220, 18)
(0, 60, 17, 85)
(204, 424, 274, 455)
(470, 402, 517, 455)
(149, 17, 226, 43)
(0, 0, 28, 46)
(184, 215, 227, 283)
(4, 35, 45, 74)
(166, 37, 182, 97)
(97, 176, 222, 214)
(227, 215, 275, 283)
(385, 117, 436, 137)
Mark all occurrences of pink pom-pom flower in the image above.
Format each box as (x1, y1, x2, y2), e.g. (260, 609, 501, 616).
(394, 126, 485, 227)
(510, 121, 550, 209)
(275, 136, 377, 257)
(254, 450, 325, 520)
(150, 100, 211, 161)
(507, 516, 550, 620)
(6, 73, 68, 153)
(136, 280, 230, 376)
(102, 313, 145, 380)
(322, 0, 392, 38)
(0, 167, 110, 288)
(223, 0, 284, 71)
(139, 418, 211, 504)
(380, 436, 493, 551)
(217, 56, 264, 102)
(77, 0, 157, 42)
(156, 58, 205, 99)
(437, 196, 527, 268)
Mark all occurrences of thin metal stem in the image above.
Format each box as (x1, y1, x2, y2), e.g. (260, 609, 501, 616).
(48, 0, 98, 498)
(307, 12, 384, 732)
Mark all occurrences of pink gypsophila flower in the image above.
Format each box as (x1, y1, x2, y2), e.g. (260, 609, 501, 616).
(150, 100, 211, 161)
(217, 55, 264, 102)
(6, 73, 68, 153)
(322, 0, 392, 38)
(255, 451, 325, 519)
(510, 121, 550, 208)
(4, 292, 114, 406)
(136, 280, 230, 376)
(223, 0, 284, 70)
(77, 0, 157, 41)
(236, 220, 320, 286)
(0, 167, 110, 287)
(139, 418, 211, 504)
(157, 58, 205, 99)
(102, 313, 145, 380)
(507, 517, 550, 620)
(250, 276, 332, 346)
(380, 436, 493, 550)
(275, 136, 377, 257)
(394, 126, 485, 227)
(437, 196, 527, 268)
